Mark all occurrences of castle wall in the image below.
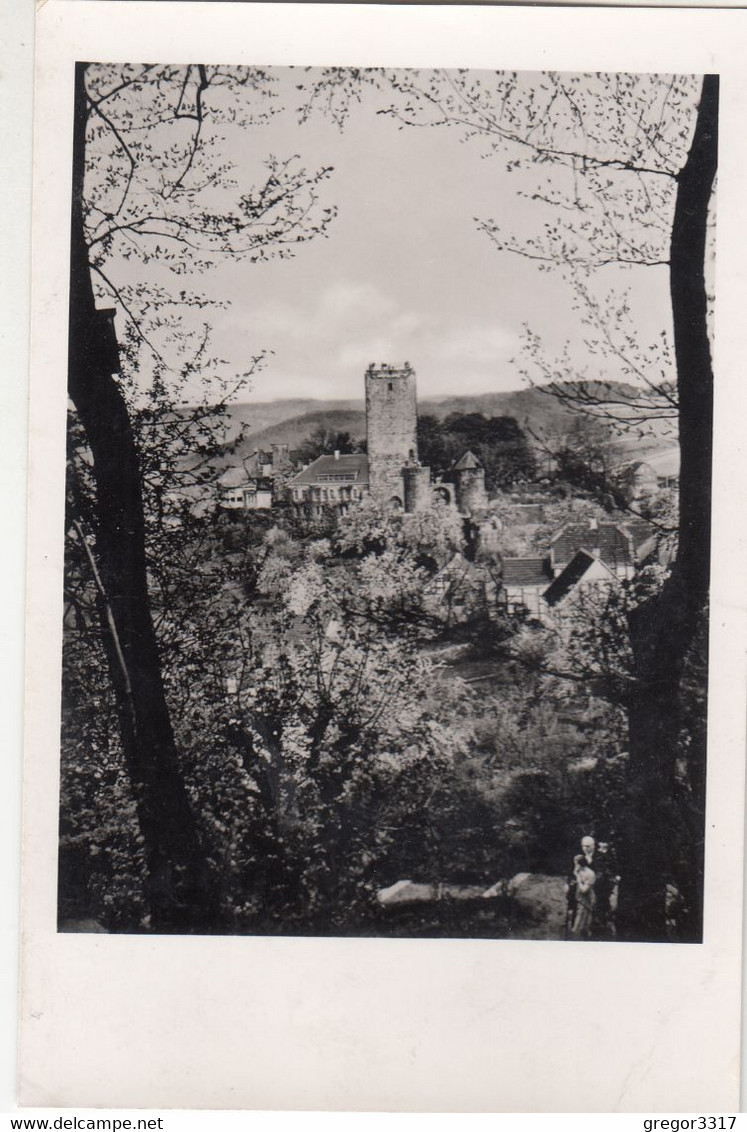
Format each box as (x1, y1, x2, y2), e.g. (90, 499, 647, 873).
(365, 363, 418, 504)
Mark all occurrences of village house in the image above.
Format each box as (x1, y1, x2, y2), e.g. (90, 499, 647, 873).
(422, 552, 494, 626)
(218, 466, 273, 510)
(543, 549, 621, 618)
(618, 446, 680, 497)
(218, 443, 303, 511)
(288, 451, 369, 517)
(244, 448, 274, 479)
(498, 556, 554, 620)
(643, 447, 680, 492)
(498, 515, 657, 622)
(548, 516, 656, 580)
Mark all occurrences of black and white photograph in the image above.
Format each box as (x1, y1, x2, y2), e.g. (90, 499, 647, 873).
(17, 0, 747, 1113)
(59, 60, 715, 946)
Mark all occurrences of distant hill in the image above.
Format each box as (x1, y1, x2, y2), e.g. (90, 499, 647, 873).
(234, 408, 367, 458)
(218, 382, 675, 462)
(216, 398, 362, 442)
(423, 382, 675, 451)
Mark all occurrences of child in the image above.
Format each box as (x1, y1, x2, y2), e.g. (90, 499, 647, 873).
(571, 862, 596, 939)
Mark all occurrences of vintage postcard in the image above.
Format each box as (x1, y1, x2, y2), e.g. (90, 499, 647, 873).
(20, 0, 747, 1112)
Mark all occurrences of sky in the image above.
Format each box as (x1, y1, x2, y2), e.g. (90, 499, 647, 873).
(104, 68, 681, 404)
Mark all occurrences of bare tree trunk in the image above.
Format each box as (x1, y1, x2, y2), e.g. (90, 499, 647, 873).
(67, 63, 219, 932)
(618, 75, 717, 941)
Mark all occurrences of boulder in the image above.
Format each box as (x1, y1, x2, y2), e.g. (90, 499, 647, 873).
(377, 880, 508, 906)
(506, 873, 568, 939)
(377, 880, 437, 906)
(58, 918, 108, 933)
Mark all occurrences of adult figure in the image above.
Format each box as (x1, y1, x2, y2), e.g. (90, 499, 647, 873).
(565, 835, 596, 937)
(593, 839, 620, 938)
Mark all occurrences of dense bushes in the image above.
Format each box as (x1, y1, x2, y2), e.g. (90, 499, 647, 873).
(59, 492, 641, 935)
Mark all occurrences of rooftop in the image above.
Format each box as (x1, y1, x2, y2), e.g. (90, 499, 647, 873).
(618, 516, 657, 558)
(551, 519, 634, 566)
(452, 450, 483, 472)
(289, 452, 369, 488)
(502, 557, 553, 587)
(543, 549, 616, 606)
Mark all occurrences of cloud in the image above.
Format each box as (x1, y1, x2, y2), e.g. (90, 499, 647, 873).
(436, 323, 517, 364)
(317, 281, 394, 322)
(209, 268, 522, 404)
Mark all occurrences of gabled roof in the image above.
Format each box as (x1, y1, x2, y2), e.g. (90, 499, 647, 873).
(551, 519, 633, 566)
(618, 516, 657, 558)
(543, 549, 617, 606)
(289, 453, 369, 487)
(428, 552, 480, 581)
(502, 557, 552, 587)
(452, 450, 483, 472)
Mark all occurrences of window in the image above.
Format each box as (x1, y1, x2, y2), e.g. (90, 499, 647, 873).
(388, 382, 393, 391)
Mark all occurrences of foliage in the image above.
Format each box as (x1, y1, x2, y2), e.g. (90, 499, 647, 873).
(545, 417, 628, 502)
(63, 454, 640, 934)
(417, 411, 537, 490)
(59, 589, 147, 930)
(296, 423, 363, 464)
(335, 495, 465, 565)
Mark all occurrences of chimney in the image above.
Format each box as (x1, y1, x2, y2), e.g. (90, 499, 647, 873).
(334, 450, 340, 461)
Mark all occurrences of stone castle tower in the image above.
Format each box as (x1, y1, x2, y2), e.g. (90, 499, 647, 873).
(453, 450, 487, 514)
(365, 362, 418, 506)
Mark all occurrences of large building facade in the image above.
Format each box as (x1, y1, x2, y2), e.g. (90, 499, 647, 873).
(288, 452, 369, 517)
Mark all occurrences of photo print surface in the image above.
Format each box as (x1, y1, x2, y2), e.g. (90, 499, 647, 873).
(61, 64, 716, 943)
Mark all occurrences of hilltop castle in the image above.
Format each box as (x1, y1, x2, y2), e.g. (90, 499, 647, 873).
(225, 362, 661, 626)
(289, 362, 486, 517)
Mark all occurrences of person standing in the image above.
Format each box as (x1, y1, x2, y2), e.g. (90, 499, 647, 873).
(565, 835, 597, 938)
(570, 861, 597, 939)
(593, 839, 620, 938)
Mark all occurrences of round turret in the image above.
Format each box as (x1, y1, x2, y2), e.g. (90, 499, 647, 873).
(403, 463, 432, 513)
(453, 450, 487, 514)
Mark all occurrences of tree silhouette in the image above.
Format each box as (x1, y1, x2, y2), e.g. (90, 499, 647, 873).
(66, 63, 336, 930)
